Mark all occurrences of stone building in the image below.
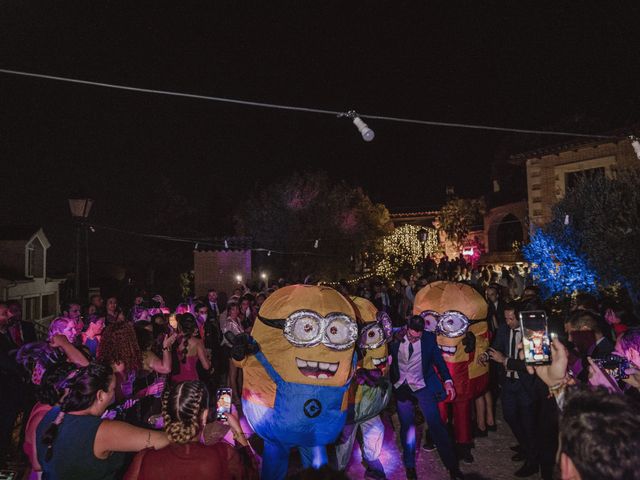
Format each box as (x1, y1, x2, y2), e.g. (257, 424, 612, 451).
(193, 238, 252, 297)
(511, 135, 640, 230)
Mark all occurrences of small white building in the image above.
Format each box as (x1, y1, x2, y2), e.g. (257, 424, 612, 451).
(0, 226, 65, 337)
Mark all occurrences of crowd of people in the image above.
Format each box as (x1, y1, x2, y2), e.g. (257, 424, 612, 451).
(0, 260, 639, 480)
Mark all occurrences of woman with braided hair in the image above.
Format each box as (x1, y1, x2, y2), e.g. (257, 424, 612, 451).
(35, 363, 169, 480)
(171, 313, 210, 383)
(124, 380, 258, 480)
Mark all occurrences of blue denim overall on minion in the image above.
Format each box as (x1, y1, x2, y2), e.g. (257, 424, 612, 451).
(243, 350, 356, 480)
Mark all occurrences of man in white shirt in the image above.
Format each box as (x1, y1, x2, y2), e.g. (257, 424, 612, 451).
(390, 315, 463, 480)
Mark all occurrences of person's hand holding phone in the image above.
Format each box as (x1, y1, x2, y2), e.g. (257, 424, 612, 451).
(587, 357, 623, 393)
(526, 338, 568, 387)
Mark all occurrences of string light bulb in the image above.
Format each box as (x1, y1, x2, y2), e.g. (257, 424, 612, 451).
(353, 116, 375, 142)
(630, 135, 640, 160)
(341, 110, 375, 142)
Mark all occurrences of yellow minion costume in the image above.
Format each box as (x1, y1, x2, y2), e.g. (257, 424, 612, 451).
(413, 281, 489, 448)
(236, 285, 358, 480)
(334, 297, 391, 478)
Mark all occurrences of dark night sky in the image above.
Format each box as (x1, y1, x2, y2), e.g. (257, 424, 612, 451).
(2, 1, 640, 267)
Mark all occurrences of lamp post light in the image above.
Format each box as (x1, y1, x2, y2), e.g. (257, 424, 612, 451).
(68, 196, 93, 301)
(417, 228, 428, 272)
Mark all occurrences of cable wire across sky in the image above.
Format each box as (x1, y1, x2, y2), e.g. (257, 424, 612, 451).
(0, 67, 619, 140)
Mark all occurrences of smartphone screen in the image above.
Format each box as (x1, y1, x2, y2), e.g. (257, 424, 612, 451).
(216, 388, 232, 421)
(519, 310, 551, 365)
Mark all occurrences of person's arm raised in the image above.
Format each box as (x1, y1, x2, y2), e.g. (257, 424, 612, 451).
(94, 420, 169, 458)
(50, 335, 89, 367)
(149, 333, 177, 374)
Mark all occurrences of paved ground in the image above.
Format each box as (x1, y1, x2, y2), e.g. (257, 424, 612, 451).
(343, 407, 536, 480)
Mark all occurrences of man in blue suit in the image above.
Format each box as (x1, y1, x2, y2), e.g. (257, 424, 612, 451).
(390, 315, 463, 480)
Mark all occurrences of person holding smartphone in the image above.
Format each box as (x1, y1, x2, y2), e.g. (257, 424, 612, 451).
(479, 303, 538, 478)
(124, 381, 257, 480)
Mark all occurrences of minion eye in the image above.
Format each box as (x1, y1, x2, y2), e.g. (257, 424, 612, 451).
(437, 311, 469, 338)
(420, 310, 439, 333)
(284, 310, 323, 347)
(323, 314, 357, 350)
(365, 326, 383, 345)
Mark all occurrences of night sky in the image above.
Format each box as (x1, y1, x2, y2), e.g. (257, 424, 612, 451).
(2, 2, 640, 271)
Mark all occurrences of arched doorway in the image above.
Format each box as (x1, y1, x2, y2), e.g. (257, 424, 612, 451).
(496, 214, 523, 252)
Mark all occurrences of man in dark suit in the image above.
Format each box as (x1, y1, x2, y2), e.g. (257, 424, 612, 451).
(567, 310, 614, 383)
(481, 303, 538, 477)
(390, 315, 463, 480)
(7, 300, 36, 345)
(372, 281, 393, 315)
(485, 285, 506, 334)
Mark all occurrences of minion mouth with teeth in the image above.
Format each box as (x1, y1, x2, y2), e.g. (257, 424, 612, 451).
(439, 344, 458, 355)
(295, 358, 339, 378)
(413, 281, 489, 449)
(236, 285, 358, 480)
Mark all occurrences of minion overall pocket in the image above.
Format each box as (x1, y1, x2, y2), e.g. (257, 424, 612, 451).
(250, 351, 352, 446)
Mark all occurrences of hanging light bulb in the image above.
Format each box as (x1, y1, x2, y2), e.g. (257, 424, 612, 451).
(630, 135, 640, 160)
(341, 110, 375, 142)
(353, 116, 375, 142)
(224, 239, 229, 249)
(314, 239, 319, 249)
(564, 214, 570, 225)
(267, 250, 272, 256)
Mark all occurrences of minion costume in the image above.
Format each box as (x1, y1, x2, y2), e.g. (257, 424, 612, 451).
(413, 281, 489, 456)
(334, 297, 392, 479)
(234, 285, 359, 480)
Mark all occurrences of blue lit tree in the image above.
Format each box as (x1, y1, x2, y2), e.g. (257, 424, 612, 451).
(523, 168, 640, 306)
(523, 230, 599, 299)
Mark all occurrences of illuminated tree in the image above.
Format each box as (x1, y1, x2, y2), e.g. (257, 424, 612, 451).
(544, 168, 640, 305)
(234, 171, 391, 280)
(375, 224, 439, 279)
(437, 197, 485, 249)
(522, 230, 598, 298)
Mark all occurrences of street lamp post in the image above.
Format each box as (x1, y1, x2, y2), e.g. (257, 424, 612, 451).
(68, 196, 93, 301)
(417, 228, 428, 273)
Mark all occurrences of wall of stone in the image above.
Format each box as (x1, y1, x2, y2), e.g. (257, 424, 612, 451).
(194, 250, 252, 298)
(526, 138, 639, 230)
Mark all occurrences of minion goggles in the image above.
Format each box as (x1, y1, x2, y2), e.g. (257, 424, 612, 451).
(258, 309, 358, 350)
(358, 311, 393, 350)
(418, 309, 482, 337)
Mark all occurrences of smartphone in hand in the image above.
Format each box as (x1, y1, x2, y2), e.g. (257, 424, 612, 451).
(216, 387, 232, 421)
(519, 310, 551, 365)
